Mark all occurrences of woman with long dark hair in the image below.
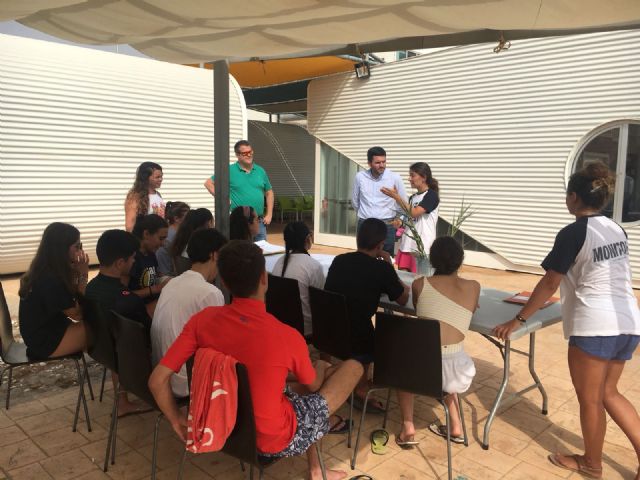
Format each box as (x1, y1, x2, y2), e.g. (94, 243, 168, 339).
(157, 201, 190, 276)
(19, 223, 89, 359)
(271, 222, 324, 337)
(494, 162, 640, 479)
(129, 214, 169, 303)
(169, 208, 214, 275)
(382, 161, 439, 272)
(229, 205, 260, 241)
(125, 161, 164, 231)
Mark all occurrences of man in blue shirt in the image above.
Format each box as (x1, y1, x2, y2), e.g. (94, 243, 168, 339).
(351, 146, 407, 255)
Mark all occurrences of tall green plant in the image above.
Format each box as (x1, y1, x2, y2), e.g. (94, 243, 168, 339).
(447, 195, 475, 239)
(397, 202, 427, 259)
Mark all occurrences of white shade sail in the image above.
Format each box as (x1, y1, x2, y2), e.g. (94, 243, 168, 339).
(2, 1, 640, 63)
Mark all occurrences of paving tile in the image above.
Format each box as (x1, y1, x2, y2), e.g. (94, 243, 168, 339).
(103, 450, 151, 480)
(505, 461, 567, 480)
(32, 425, 90, 456)
(4, 400, 48, 420)
(16, 407, 75, 437)
(186, 451, 240, 478)
(0, 410, 15, 428)
(0, 438, 46, 470)
(0, 424, 28, 447)
(7, 462, 53, 480)
(454, 443, 521, 475)
(39, 449, 98, 479)
(155, 461, 213, 480)
(136, 434, 185, 470)
(73, 471, 113, 480)
(368, 455, 438, 479)
(80, 436, 132, 467)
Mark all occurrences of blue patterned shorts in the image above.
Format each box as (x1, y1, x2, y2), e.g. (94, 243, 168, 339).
(260, 389, 330, 458)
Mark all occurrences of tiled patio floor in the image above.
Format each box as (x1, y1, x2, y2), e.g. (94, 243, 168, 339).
(0, 228, 638, 479)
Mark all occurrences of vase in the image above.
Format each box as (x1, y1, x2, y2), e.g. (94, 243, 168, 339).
(416, 256, 432, 276)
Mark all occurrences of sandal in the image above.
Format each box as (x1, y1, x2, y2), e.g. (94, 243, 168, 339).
(328, 414, 353, 434)
(548, 453, 602, 479)
(428, 422, 465, 444)
(349, 476, 373, 480)
(370, 429, 389, 455)
(395, 433, 419, 450)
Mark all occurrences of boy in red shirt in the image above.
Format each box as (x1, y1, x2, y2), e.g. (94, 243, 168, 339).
(149, 240, 363, 480)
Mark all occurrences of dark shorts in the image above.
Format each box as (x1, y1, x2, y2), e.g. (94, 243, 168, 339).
(569, 334, 640, 361)
(25, 315, 72, 360)
(260, 389, 330, 458)
(351, 352, 375, 365)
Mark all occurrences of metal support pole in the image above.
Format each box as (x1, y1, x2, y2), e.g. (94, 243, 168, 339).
(213, 60, 230, 239)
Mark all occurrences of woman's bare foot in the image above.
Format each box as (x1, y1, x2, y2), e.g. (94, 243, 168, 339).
(309, 468, 347, 480)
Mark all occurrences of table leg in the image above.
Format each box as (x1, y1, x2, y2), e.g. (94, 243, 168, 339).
(527, 331, 548, 415)
(482, 339, 510, 450)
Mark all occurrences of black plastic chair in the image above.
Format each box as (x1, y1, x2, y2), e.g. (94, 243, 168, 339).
(351, 312, 468, 479)
(308, 286, 356, 446)
(0, 281, 92, 432)
(110, 311, 188, 480)
(83, 298, 122, 471)
(177, 361, 327, 480)
(266, 274, 305, 336)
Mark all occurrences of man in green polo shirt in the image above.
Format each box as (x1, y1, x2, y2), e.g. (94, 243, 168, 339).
(204, 139, 274, 241)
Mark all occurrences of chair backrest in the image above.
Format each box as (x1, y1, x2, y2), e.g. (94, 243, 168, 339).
(82, 298, 117, 372)
(265, 274, 305, 336)
(308, 286, 352, 360)
(373, 312, 443, 399)
(220, 363, 259, 465)
(0, 281, 15, 353)
(110, 311, 157, 408)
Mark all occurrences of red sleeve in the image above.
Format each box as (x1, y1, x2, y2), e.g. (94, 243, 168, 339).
(159, 311, 200, 373)
(288, 330, 316, 385)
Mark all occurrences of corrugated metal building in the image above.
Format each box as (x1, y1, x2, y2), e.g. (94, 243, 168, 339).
(0, 34, 246, 274)
(308, 30, 640, 277)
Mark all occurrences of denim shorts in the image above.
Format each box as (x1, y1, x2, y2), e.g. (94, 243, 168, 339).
(569, 335, 640, 361)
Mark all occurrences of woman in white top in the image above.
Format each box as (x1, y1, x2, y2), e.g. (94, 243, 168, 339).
(125, 161, 165, 231)
(494, 162, 640, 480)
(396, 236, 480, 448)
(271, 221, 325, 337)
(382, 162, 439, 273)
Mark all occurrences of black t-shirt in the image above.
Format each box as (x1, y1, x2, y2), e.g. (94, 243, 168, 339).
(85, 273, 151, 330)
(324, 252, 404, 355)
(19, 273, 75, 359)
(128, 250, 160, 302)
(416, 189, 440, 213)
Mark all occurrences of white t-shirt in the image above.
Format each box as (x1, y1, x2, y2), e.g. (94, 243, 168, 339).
(148, 191, 165, 216)
(271, 253, 325, 336)
(541, 215, 640, 338)
(398, 189, 439, 254)
(151, 270, 224, 396)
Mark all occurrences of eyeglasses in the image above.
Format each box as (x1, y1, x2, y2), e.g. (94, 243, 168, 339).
(236, 150, 253, 157)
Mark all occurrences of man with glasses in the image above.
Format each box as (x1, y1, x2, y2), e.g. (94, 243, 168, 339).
(352, 146, 407, 256)
(204, 139, 274, 241)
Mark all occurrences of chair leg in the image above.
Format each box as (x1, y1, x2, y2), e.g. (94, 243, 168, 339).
(316, 442, 327, 480)
(81, 355, 95, 401)
(442, 400, 453, 480)
(177, 449, 188, 480)
(111, 384, 120, 465)
(240, 461, 246, 472)
(382, 388, 392, 430)
(72, 359, 92, 433)
(5, 366, 13, 410)
(347, 391, 354, 448)
(249, 464, 254, 480)
(350, 389, 373, 470)
(99, 366, 107, 402)
(457, 394, 469, 447)
(151, 413, 163, 480)
(103, 386, 118, 472)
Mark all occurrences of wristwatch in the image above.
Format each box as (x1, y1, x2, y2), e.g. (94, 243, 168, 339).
(515, 314, 526, 323)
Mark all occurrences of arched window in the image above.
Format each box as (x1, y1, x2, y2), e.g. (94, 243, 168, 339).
(572, 121, 640, 225)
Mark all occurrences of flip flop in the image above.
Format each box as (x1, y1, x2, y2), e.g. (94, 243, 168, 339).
(370, 429, 389, 455)
(349, 476, 373, 480)
(328, 415, 353, 434)
(395, 433, 419, 450)
(548, 453, 602, 479)
(349, 395, 386, 415)
(428, 422, 465, 444)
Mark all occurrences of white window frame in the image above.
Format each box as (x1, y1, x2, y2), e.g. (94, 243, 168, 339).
(566, 119, 640, 227)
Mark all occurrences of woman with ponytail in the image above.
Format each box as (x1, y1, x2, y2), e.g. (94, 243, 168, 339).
(382, 161, 440, 272)
(494, 162, 640, 479)
(271, 221, 324, 337)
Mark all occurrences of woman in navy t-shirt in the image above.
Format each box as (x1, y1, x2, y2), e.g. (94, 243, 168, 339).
(494, 162, 640, 479)
(129, 214, 169, 305)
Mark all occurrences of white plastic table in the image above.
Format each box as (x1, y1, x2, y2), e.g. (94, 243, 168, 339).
(265, 253, 562, 449)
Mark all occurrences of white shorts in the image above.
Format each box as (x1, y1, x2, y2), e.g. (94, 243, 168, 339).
(441, 344, 475, 394)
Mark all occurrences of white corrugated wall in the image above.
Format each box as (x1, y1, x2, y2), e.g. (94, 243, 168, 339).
(0, 34, 246, 274)
(248, 120, 315, 197)
(308, 29, 640, 276)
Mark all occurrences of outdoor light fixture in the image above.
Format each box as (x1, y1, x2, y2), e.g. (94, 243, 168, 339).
(354, 55, 370, 79)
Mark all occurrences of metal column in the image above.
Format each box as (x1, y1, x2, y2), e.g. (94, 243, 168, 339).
(213, 59, 230, 238)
